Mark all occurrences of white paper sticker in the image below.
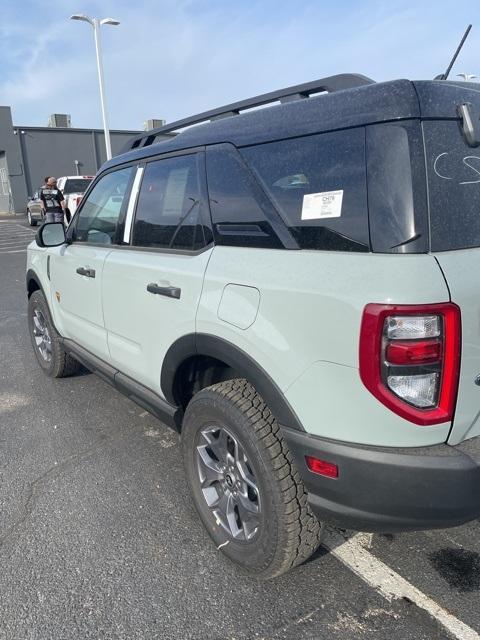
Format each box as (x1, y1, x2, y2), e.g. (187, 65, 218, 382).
(301, 190, 344, 220)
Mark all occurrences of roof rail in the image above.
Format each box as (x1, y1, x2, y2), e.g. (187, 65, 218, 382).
(122, 73, 374, 153)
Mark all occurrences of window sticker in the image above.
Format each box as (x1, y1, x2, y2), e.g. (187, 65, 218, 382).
(301, 190, 343, 220)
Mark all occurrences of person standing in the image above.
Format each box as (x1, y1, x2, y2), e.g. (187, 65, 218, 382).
(40, 177, 66, 223)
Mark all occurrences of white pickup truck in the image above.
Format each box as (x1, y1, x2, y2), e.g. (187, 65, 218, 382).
(56, 176, 93, 219)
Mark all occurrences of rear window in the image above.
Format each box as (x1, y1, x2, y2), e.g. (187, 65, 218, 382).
(63, 178, 93, 194)
(424, 121, 480, 251)
(241, 128, 369, 251)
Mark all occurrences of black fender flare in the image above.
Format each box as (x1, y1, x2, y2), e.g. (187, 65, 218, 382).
(26, 268, 45, 298)
(161, 333, 305, 432)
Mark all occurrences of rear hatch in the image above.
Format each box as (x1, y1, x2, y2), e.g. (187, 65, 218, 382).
(422, 89, 480, 444)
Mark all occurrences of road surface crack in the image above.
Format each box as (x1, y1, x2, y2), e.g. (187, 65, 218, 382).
(0, 435, 111, 554)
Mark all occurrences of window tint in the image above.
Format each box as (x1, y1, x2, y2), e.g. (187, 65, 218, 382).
(74, 167, 133, 245)
(132, 154, 203, 250)
(241, 128, 369, 251)
(206, 145, 283, 248)
(424, 120, 480, 251)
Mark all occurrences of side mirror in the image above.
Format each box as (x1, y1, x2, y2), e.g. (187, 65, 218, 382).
(35, 222, 66, 248)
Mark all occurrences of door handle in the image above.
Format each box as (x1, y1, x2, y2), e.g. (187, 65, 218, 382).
(76, 267, 96, 278)
(147, 283, 181, 299)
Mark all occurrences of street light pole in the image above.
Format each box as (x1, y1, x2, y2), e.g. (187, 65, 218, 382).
(92, 18, 112, 160)
(70, 14, 120, 161)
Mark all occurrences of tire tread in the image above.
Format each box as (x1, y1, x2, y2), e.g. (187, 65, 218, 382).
(200, 378, 322, 579)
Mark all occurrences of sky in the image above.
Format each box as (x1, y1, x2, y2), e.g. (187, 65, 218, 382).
(1, 0, 479, 131)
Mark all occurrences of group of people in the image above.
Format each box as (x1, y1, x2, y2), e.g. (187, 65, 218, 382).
(39, 177, 70, 224)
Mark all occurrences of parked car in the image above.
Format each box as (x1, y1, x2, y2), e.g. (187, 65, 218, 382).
(26, 190, 44, 226)
(56, 176, 93, 220)
(26, 74, 480, 579)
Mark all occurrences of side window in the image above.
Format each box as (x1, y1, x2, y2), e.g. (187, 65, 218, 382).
(241, 128, 369, 251)
(206, 145, 283, 248)
(132, 154, 204, 250)
(74, 167, 134, 245)
(366, 122, 428, 253)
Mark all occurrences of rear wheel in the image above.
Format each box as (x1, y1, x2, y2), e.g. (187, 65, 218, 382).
(182, 379, 322, 579)
(27, 209, 37, 226)
(28, 290, 81, 377)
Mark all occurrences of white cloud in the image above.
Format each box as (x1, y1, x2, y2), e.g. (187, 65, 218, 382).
(1, 0, 479, 129)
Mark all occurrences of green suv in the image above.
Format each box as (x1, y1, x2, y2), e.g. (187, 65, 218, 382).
(26, 74, 480, 578)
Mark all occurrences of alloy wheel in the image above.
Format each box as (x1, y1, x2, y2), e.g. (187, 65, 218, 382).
(32, 308, 52, 362)
(196, 425, 261, 541)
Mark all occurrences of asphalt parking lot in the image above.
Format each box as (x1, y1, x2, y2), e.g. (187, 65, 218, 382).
(1, 217, 479, 640)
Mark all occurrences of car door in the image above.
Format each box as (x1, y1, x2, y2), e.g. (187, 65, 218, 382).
(49, 166, 135, 360)
(102, 151, 213, 394)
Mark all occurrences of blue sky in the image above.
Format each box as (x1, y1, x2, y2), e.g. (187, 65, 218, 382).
(1, 0, 479, 131)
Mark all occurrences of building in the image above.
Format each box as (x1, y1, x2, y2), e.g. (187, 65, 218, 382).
(0, 106, 148, 214)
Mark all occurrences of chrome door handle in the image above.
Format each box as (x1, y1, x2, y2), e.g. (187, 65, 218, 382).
(146, 283, 181, 299)
(76, 267, 96, 278)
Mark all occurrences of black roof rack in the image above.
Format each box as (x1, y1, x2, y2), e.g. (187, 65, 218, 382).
(123, 73, 374, 153)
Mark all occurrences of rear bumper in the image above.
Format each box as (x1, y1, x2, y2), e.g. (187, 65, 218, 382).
(281, 427, 480, 532)
(29, 210, 43, 220)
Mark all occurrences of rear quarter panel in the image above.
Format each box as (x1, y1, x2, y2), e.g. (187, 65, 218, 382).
(197, 247, 452, 446)
(434, 249, 480, 444)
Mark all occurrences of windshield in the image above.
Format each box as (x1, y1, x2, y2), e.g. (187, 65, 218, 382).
(424, 121, 480, 251)
(63, 178, 93, 194)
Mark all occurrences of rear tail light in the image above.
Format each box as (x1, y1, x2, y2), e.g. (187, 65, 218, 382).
(359, 303, 461, 425)
(75, 196, 83, 206)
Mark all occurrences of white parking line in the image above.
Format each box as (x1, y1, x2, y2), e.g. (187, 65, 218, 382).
(0, 226, 35, 231)
(0, 237, 32, 241)
(0, 237, 35, 244)
(0, 227, 35, 234)
(0, 236, 33, 240)
(323, 529, 480, 640)
(0, 249, 27, 254)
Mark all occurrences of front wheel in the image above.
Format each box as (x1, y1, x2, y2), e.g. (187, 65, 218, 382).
(182, 379, 322, 579)
(28, 290, 81, 377)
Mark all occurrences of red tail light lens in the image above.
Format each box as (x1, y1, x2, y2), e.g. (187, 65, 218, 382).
(386, 339, 442, 365)
(359, 303, 461, 425)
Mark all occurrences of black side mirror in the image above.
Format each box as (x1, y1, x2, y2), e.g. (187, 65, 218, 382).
(35, 222, 66, 248)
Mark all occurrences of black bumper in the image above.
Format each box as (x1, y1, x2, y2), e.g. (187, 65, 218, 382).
(281, 427, 480, 532)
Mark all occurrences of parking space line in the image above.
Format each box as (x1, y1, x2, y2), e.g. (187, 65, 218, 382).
(0, 249, 27, 254)
(0, 235, 35, 240)
(0, 238, 35, 245)
(323, 529, 480, 640)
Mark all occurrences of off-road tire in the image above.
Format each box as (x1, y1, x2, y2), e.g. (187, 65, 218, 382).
(182, 378, 322, 579)
(28, 290, 81, 378)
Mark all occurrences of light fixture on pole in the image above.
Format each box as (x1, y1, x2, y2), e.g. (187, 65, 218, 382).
(70, 13, 120, 160)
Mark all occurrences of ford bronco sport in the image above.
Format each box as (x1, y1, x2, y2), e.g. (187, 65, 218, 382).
(26, 74, 480, 578)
